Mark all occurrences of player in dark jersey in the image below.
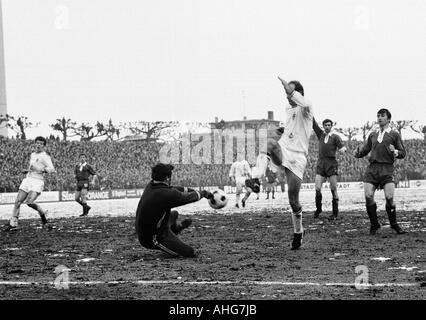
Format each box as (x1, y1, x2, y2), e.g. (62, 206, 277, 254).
(135, 163, 213, 258)
(74, 153, 97, 216)
(265, 166, 278, 199)
(312, 118, 347, 220)
(354, 108, 407, 235)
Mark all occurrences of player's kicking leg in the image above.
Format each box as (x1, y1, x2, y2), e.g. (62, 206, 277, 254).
(3, 190, 27, 231)
(26, 191, 51, 229)
(286, 168, 305, 250)
(383, 183, 407, 234)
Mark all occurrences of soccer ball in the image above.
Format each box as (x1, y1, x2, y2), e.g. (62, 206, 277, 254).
(208, 189, 228, 209)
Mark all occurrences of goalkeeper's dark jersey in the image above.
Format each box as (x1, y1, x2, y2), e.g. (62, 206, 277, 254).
(135, 181, 200, 244)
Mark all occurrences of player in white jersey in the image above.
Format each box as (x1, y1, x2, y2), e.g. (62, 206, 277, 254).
(257, 77, 314, 250)
(4, 136, 56, 231)
(229, 157, 252, 208)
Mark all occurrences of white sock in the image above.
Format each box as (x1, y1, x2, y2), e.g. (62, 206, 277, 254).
(9, 216, 19, 227)
(291, 210, 303, 234)
(236, 194, 240, 204)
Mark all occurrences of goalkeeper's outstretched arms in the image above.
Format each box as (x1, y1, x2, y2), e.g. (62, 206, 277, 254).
(168, 188, 213, 208)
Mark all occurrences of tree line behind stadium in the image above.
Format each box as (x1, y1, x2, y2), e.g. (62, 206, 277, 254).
(1, 135, 425, 193)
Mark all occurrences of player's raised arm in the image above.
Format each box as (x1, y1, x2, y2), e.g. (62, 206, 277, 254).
(280, 77, 311, 118)
(312, 117, 324, 139)
(278, 76, 293, 95)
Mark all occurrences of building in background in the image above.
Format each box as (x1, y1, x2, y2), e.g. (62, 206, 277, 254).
(210, 111, 280, 131)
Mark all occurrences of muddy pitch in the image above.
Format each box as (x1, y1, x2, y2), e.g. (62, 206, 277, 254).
(0, 209, 425, 300)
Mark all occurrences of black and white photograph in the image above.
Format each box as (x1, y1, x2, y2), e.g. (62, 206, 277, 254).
(0, 0, 425, 309)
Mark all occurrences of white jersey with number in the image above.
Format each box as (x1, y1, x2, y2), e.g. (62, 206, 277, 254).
(26, 151, 56, 181)
(229, 160, 251, 184)
(276, 90, 314, 179)
(282, 91, 313, 154)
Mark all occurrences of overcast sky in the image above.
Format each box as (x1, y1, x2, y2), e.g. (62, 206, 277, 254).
(2, 0, 426, 138)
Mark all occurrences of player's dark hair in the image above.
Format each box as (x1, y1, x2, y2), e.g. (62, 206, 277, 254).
(151, 163, 174, 181)
(377, 108, 391, 120)
(79, 153, 86, 157)
(288, 81, 304, 96)
(322, 119, 333, 126)
(35, 136, 47, 146)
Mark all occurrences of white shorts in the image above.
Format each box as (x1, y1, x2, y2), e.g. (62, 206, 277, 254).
(19, 177, 44, 194)
(235, 177, 247, 194)
(276, 138, 307, 180)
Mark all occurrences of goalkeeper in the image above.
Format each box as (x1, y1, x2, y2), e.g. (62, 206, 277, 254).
(135, 163, 213, 258)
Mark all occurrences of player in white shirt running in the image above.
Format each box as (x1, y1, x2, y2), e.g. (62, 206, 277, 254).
(229, 157, 252, 208)
(257, 77, 314, 250)
(4, 136, 56, 231)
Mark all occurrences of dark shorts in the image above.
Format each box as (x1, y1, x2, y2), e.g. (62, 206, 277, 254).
(245, 178, 260, 193)
(364, 163, 395, 189)
(266, 182, 276, 191)
(316, 158, 338, 177)
(76, 180, 90, 191)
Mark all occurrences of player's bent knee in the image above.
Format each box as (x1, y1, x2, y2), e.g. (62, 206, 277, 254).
(27, 203, 37, 209)
(290, 202, 301, 213)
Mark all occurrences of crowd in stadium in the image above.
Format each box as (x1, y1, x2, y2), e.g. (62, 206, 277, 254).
(0, 135, 425, 192)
